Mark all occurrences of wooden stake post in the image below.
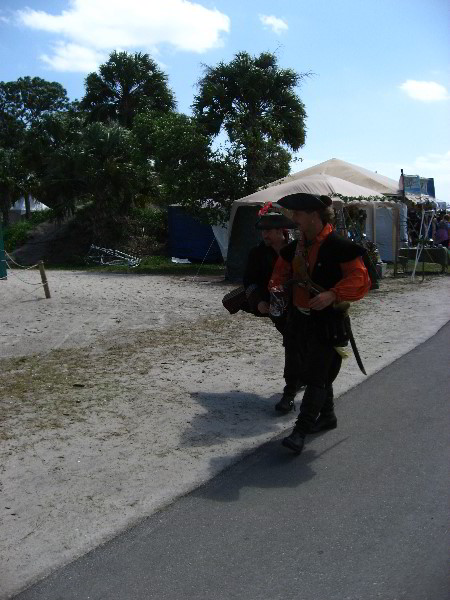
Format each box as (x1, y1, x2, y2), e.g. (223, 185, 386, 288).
(38, 260, 51, 298)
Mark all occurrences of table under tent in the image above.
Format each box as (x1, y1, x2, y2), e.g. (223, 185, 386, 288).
(397, 199, 449, 274)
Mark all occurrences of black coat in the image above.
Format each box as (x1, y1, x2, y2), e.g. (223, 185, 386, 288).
(243, 242, 279, 313)
(280, 232, 366, 323)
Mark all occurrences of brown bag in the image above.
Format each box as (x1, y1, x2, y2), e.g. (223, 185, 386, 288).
(222, 286, 251, 314)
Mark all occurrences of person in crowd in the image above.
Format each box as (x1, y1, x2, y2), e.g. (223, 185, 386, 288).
(242, 202, 304, 413)
(269, 193, 371, 454)
(434, 214, 449, 248)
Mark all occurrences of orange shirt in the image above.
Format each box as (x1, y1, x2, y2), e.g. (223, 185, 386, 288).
(270, 224, 370, 309)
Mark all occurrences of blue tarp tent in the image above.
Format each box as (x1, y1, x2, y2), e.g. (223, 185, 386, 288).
(167, 205, 223, 262)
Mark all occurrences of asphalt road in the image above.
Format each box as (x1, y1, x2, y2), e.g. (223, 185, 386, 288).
(14, 323, 450, 600)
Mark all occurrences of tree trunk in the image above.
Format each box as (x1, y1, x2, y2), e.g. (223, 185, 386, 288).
(25, 193, 31, 220)
(0, 191, 11, 227)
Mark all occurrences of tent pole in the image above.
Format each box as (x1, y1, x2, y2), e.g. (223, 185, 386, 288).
(372, 203, 376, 244)
(394, 169, 406, 277)
(393, 206, 400, 277)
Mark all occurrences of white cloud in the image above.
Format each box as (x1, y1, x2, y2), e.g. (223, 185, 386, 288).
(0, 14, 10, 24)
(16, 0, 230, 72)
(412, 151, 450, 201)
(413, 151, 450, 181)
(40, 42, 106, 72)
(259, 14, 288, 35)
(399, 80, 449, 102)
(376, 152, 450, 201)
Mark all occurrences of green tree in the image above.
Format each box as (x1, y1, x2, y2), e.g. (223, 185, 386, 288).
(24, 109, 86, 218)
(80, 51, 176, 128)
(0, 76, 70, 218)
(0, 148, 27, 226)
(0, 76, 69, 136)
(193, 51, 309, 194)
(82, 121, 148, 213)
(133, 111, 245, 222)
(23, 111, 153, 235)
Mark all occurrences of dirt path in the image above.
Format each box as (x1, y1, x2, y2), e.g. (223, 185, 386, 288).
(1, 269, 449, 599)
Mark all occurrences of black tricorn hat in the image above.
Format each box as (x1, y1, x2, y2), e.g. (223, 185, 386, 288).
(255, 211, 296, 230)
(277, 193, 333, 211)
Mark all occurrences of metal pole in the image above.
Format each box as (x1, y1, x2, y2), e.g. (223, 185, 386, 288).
(394, 169, 406, 277)
(393, 206, 400, 277)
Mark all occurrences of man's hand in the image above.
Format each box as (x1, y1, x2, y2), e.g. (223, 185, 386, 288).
(308, 291, 336, 311)
(257, 301, 270, 315)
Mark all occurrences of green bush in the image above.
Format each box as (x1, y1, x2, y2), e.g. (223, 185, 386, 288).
(132, 206, 168, 240)
(119, 205, 169, 256)
(3, 209, 54, 251)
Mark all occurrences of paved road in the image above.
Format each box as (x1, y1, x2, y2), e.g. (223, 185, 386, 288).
(14, 323, 450, 600)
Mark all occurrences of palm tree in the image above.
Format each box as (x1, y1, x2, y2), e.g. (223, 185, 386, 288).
(80, 51, 176, 129)
(193, 51, 310, 194)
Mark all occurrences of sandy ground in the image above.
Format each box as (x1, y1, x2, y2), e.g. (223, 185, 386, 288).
(1, 268, 449, 599)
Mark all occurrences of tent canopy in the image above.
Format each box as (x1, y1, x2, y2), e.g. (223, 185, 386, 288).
(10, 197, 49, 214)
(226, 173, 386, 281)
(265, 158, 399, 195)
(229, 172, 384, 229)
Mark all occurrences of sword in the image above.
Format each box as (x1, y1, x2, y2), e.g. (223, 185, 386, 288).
(346, 321, 367, 375)
(284, 278, 367, 375)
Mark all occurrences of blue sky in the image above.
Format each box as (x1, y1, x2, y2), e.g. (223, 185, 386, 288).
(1, 0, 449, 201)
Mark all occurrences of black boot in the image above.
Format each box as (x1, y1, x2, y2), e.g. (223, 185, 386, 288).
(310, 385, 337, 432)
(310, 412, 337, 432)
(276, 379, 305, 413)
(295, 385, 328, 434)
(282, 429, 305, 454)
(275, 394, 295, 413)
(282, 385, 327, 453)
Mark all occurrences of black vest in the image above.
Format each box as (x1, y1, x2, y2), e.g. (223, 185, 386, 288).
(280, 232, 366, 320)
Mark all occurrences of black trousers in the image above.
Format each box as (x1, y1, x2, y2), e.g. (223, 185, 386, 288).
(285, 308, 342, 433)
(285, 308, 342, 388)
(272, 315, 303, 396)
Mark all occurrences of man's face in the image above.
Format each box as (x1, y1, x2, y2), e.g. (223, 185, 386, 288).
(290, 210, 310, 229)
(261, 228, 285, 246)
(290, 209, 320, 236)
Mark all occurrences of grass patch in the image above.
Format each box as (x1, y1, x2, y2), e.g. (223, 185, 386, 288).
(44, 255, 226, 275)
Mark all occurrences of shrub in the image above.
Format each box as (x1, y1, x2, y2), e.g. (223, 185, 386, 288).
(3, 209, 55, 251)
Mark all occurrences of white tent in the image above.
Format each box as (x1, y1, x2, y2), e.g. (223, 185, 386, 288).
(229, 172, 384, 229)
(266, 157, 399, 195)
(226, 173, 395, 280)
(9, 197, 49, 224)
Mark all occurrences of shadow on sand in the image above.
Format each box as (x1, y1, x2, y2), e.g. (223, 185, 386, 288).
(179, 388, 348, 502)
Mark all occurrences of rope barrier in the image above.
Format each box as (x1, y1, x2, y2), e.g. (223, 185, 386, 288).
(4, 251, 40, 269)
(3, 264, 45, 287)
(1, 253, 51, 298)
(190, 237, 217, 282)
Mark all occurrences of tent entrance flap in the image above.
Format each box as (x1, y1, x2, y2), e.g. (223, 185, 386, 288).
(226, 205, 262, 281)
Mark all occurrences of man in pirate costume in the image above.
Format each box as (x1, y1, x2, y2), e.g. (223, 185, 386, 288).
(269, 193, 371, 454)
(243, 203, 305, 412)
